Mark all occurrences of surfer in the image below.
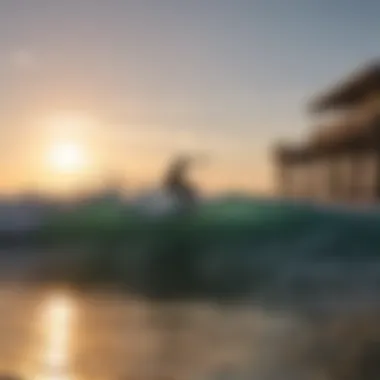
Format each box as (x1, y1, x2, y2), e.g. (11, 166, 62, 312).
(163, 155, 199, 213)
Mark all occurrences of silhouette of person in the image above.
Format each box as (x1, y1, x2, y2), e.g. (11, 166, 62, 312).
(163, 155, 198, 212)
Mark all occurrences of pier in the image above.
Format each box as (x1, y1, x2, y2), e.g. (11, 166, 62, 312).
(274, 62, 380, 202)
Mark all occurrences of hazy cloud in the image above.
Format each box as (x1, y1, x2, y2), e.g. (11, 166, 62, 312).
(9, 48, 38, 71)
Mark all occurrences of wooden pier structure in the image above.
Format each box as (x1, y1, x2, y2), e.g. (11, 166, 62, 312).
(273, 62, 380, 202)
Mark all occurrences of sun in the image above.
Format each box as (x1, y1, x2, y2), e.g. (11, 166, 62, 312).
(48, 142, 86, 173)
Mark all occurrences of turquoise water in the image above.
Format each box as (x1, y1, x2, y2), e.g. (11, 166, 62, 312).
(40, 198, 380, 307)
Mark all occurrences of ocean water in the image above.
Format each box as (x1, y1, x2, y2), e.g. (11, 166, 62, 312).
(3, 197, 380, 380)
(0, 286, 313, 380)
(42, 197, 380, 307)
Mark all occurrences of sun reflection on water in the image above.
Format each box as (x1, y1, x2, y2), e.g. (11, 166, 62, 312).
(35, 293, 75, 380)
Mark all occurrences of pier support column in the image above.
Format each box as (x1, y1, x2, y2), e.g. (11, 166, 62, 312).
(326, 157, 340, 201)
(374, 151, 380, 200)
(319, 158, 334, 201)
(339, 155, 353, 201)
(302, 161, 313, 199)
(277, 161, 293, 198)
(357, 153, 377, 202)
(348, 154, 363, 201)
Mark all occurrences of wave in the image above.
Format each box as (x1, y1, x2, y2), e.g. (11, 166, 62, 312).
(39, 197, 380, 305)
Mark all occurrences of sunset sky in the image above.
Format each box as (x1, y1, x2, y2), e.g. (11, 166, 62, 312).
(0, 0, 379, 195)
